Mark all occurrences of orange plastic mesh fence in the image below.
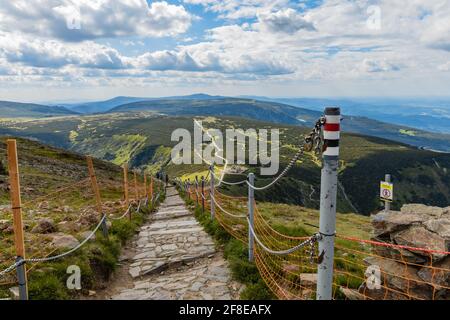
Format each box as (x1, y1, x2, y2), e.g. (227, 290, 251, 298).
(193, 186, 450, 300)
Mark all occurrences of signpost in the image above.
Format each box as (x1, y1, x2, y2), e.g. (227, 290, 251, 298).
(380, 174, 393, 212)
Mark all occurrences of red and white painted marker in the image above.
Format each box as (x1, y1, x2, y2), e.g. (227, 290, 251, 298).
(323, 107, 341, 157)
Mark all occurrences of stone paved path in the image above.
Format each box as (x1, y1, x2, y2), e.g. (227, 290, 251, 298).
(111, 187, 240, 300)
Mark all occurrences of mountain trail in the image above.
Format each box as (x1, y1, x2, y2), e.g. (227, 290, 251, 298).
(99, 187, 241, 300)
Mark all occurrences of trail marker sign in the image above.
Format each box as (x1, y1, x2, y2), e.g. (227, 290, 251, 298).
(380, 181, 393, 202)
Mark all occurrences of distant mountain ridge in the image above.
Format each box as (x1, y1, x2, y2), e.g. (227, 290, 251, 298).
(0, 100, 78, 118)
(2, 94, 450, 152)
(241, 96, 450, 134)
(106, 96, 450, 152)
(64, 93, 225, 114)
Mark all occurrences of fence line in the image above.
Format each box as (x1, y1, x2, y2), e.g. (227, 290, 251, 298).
(175, 109, 450, 301)
(0, 143, 166, 300)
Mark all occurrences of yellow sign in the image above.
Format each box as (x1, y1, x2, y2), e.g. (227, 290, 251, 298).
(380, 181, 393, 202)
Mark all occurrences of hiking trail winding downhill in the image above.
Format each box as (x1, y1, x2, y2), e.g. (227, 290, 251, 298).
(108, 187, 241, 300)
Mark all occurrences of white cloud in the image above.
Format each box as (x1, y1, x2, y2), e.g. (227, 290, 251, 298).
(257, 8, 316, 34)
(0, 0, 193, 41)
(0, 32, 131, 69)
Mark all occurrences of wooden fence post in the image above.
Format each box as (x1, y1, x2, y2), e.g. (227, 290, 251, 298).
(86, 156, 108, 238)
(123, 164, 129, 206)
(150, 176, 154, 204)
(134, 171, 139, 201)
(123, 164, 131, 220)
(144, 174, 147, 200)
(6, 139, 28, 300)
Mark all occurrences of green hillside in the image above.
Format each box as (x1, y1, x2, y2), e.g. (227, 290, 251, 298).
(0, 113, 449, 215)
(107, 97, 450, 152)
(0, 101, 78, 118)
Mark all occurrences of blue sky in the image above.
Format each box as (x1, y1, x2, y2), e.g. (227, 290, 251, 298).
(0, 0, 449, 102)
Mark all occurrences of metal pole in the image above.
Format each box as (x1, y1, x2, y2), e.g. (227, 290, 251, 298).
(384, 174, 391, 212)
(16, 257, 27, 300)
(248, 173, 255, 262)
(317, 107, 341, 300)
(210, 165, 215, 220)
(195, 176, 199, 206)
(187, 180, 191, 200)
(201, 176, 205, 213)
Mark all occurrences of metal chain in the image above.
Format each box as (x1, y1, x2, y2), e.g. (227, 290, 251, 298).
(25, 215, 107, 264)
(0, 262, 20, 278)
(246, 117, 325, 191)
(247, 217, 321, 256)
(211, 194, 247, 218)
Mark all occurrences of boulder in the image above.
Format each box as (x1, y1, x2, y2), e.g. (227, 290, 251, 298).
(423, 219, 450, 239)
(57, 221, 81, 233)
(77, 209, 99, 226)
(392, 226, 448, 261)
(50, 233, 80, 249)
(0, 219, 12, 232)
(299, 273, 317, 287)
(372, 211, 425, 237)
(417, 256, 450, 289)
(339, 287, 366, 300)
(401, 204, 445, 218)
(9, 287, 19, 300)
(31, 218, 56, 234)
(79, 230, 96, 242)
(363, 256, 431, 298)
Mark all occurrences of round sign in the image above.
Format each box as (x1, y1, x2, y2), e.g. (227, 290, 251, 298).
(382, 189, 391, 198)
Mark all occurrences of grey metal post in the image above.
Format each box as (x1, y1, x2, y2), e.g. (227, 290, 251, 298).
(210, 165, 215, 220)
(316, 107, 341, 300)
(248, 173, 255, 262)
(101, 217, 109, 239)
(384, 174, 391, 212)
(195, 176, 199, 206)
(201, 176, 205, 213)
(16, 257, 28, 300)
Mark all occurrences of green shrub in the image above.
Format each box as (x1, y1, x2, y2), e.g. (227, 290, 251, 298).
(29, 273, 70, 300)
(240, 280, 275, 300)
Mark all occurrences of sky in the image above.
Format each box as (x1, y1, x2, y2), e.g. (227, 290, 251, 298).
(0, 0, 449, 102)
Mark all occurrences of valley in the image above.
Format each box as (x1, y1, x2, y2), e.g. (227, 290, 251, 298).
(1, 112, 449, 215)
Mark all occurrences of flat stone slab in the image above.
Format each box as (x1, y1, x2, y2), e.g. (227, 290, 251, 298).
(113, 256, 234, 300)
(112, 187, 237, 300)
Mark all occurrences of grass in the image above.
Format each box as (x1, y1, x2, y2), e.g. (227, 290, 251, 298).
(0, 136, 166, 299)
(1, 195, 165, 300)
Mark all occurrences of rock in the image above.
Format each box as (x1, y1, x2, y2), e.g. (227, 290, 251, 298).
(31, 218, 56, 234)
(339, 287, 366, 300)
(0, 219, 12, 232)
(423, 219, 450, 239)
(50, 233, 80, 249)
(9, 287, 19, 300)
(417, 256, 450, 289)
(79, 230, 96, 242)
(282, 263, 299, 274)
(372, 245, 427, 264)
(129, 267, 141, 278)
(57, 221, 81, 233)
(77, 209, 99, 226)
(392, 226, 449, 261)
(299, 273, 317, 287)
(88, 290, 96, 296)
(364, 256, 432, 299)
(372, 211, 425, 237)
(401, 204, 445, 218)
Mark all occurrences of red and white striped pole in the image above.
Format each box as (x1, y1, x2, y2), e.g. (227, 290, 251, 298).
(317, 107, 341, 300)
